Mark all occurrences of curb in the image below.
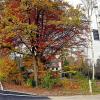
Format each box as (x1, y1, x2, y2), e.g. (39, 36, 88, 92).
(2, 89, 37, 96)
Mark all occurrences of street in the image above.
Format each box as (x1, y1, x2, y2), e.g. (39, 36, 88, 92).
(0, 93, 50, 100)
(0, 94, 100, 100)
(0, 90, 50, 100)
(0, 90, 100, 100)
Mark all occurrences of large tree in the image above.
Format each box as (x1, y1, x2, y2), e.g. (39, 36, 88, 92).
(0, 0, 89, 86)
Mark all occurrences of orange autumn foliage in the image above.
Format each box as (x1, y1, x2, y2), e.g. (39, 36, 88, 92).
(0, 56, 18, 80)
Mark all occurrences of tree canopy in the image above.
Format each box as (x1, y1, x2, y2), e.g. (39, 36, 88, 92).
(0, 0, 89, 86)
(0, 0, 88, 62)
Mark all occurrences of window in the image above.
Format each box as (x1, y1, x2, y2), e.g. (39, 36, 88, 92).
(52, 68, 54, 70)
(93, 29, 99, 40)
(56, 68, 58, 70)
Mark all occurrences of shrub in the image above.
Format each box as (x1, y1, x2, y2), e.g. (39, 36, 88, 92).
(73, 72, 87, 80)
(26, 78, 36, 87)
(59, 78, 80, 90)
(78, 79, 89, 94)
(41, 73, 59, 89)
(92, 80, 100, 94)
(20, 66, 26, 71)
(0, 73, 5, 81)
(0, 56, 19, 82)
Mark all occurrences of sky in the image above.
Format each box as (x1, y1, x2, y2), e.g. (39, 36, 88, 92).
(64, 0, 81, 6)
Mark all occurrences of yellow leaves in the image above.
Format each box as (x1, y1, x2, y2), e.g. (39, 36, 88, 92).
(7, 32, 16, 38)
(3, 8, 13, 17)
(32, 0, 61, 10)
(0, 15, 20, 34)
(19, 23, 37, 38)
(0, 59, 4, 66)
(47, 16, 80, 27)
(23, 58, 33, 68)
(47, 20, 63, 26)
(22, 23, 37, 30)
(0, 56, 17, 80)
(32, 0, 52, 8)
(20, 0, 33, 11)
(68, 65, 79, 71)
(46, 7, 81, 27)
(59, 8, 81, 26)
(0, 31, 4, 40)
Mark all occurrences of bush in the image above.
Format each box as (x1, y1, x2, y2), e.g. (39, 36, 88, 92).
(73, 72, 87, 80)
(0, 56, 19, 82)
(20, 66, 26, 71)
(0, 74, 5, 81)
(26, 79, 36, 87)
(59, 78, 80, 90)
(92, 80, 100, 94)
(41, 73, 59, 89)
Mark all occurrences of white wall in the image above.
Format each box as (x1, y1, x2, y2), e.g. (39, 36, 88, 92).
(88, 0, 100, 63)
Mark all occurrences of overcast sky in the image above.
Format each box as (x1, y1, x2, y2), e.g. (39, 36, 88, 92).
(64, 0, 82, 6)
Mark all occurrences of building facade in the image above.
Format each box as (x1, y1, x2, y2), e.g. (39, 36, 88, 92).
(87, 0, 100, 64)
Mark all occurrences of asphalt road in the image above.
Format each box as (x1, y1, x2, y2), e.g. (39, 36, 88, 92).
(0, 90, 51, 100)
(0, 90, 100, 100)
(0, 90, 32, 96)
(0, 93, 51, 100)
(0, 94, 100, 100)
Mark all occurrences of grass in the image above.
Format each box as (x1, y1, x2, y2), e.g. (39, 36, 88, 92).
(92, 80, 100, 94)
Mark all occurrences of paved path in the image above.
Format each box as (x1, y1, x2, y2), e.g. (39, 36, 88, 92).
(50, 95, 100, 100)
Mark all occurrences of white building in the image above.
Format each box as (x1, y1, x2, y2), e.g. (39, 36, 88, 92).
(87, 0, 100, 64)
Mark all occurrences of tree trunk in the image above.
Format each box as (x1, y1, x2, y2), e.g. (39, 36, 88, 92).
(32, 55, 38, 87)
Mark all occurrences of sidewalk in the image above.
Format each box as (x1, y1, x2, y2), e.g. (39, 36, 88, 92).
(49, 95, 100, 100)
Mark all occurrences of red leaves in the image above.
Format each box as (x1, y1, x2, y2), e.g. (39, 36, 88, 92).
(46, 15, 59, 20)
(56, 27, 64, 33)
(8, 0, 20, 9)
(45, 25, 64, 33)
(4, 38, 13, 43)
(46, 10, 61, 20)
(29, 10, 36, 23)
(1, 0, 88, 63)
(46, 55, 55, 61)
(46, 24, 56, 29)
(38, 42, 47, 48)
